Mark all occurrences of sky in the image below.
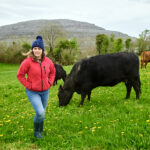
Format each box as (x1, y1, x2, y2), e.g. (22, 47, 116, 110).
(0, 0, 150, 38)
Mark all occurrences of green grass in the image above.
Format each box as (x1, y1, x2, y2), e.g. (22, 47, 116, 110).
(0, 62, 150, 150)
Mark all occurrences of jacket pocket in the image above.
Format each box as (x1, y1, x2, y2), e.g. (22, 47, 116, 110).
(26, 81, 32, 90)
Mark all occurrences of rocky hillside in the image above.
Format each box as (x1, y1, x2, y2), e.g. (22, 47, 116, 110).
(0, 19, 134, 50)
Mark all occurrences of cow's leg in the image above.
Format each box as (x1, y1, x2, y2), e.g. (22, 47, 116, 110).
(87, 91, 91, 101)
(125, 81, 132, 99)
(145, 62, 147, 68)
(132, 78, 140, 99)
(53, 81, 56, 86)
(62, 77, 65, 82)
(79, 93, 86, 106)
(138, 76, 141, 94)
(141, 61, 143, 69)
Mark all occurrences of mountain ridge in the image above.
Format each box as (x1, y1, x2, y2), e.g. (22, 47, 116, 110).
(0, 19, 135, 50)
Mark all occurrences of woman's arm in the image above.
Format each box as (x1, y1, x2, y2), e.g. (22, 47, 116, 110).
(48, 62, 56, 86)
(17, 59, 31, 89)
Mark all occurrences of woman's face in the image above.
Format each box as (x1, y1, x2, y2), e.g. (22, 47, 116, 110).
(32, 47, 42, 59)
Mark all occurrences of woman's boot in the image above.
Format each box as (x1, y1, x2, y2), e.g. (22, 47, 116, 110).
(34, 122, 42, 139)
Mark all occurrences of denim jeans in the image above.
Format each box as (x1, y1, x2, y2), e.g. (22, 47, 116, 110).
(25, 88, 49, 123)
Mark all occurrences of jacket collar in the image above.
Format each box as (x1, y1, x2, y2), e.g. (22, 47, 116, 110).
(29, 56, 46, 63)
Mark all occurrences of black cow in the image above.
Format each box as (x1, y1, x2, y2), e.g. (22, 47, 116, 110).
(58, 52, 141, 106)
(54, 64, 66, 85)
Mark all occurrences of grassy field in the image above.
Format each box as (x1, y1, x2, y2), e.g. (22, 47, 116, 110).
(0, 62, 150, 150)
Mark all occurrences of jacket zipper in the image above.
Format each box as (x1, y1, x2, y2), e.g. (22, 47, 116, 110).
(44, 66, 46, 74)
(40, 63, 43, 91)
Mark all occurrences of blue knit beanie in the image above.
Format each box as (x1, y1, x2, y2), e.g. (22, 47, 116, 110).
(31, 35, 44, 51)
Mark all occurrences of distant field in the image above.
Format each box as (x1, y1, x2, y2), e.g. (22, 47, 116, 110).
(0, 62, 150, 150)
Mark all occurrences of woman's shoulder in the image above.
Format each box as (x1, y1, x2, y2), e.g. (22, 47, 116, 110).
(44, 57, 54, 64)
(21, 57, 32, 65)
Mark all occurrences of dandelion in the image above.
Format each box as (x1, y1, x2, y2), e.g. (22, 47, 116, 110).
(85, 126, 88, 129)
(139, 134, 143, 137)
(98, 126, 101, 129)
(78, 131, 82, 134)
(5, 120, 11, 123)
(0, 135, 3, 137)
(146, 120, 150, 123)
(91, 126, 96, 133)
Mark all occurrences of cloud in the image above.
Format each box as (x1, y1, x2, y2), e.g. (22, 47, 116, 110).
(0, 0, 149, 37)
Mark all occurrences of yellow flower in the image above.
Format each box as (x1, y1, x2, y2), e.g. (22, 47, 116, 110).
(98, 126, 101, 129)
(5, 120, 11, 123)
(146, 120, 150, 123)
(85, 126, 88, 129)
(78, 131, 82, 134)
(139, 134, 143, 137)
(0, 135, 3, 137)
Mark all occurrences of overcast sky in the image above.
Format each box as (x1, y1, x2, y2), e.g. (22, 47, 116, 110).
(0, 0, 150, 37)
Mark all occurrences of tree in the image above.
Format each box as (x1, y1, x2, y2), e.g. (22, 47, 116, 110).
(136, 29, 150, 54)
(108, 34, 115, 52)
(54, 39, 78, 65)
(113, 38, 124, 52)
(38, 23, 66, 53)
(96, 34, 109, 54)
(22, 42, 31, 52)
(125, 38, 132, 52)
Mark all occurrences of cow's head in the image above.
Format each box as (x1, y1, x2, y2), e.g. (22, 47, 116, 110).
(58, 85, 73, 107)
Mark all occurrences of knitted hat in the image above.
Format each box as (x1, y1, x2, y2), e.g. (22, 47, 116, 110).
(31, 35, 44, 51)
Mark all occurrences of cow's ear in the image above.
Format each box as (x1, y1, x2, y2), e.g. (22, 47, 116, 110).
(59, 85, 63, 91)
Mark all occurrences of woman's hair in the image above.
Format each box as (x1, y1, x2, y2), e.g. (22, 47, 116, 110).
(22, 50, 47, 60)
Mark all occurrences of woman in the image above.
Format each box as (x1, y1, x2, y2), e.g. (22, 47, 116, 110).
(17, 35, 55, 139)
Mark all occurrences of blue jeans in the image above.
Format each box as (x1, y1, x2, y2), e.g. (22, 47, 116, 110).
(25, 88, 49, 123)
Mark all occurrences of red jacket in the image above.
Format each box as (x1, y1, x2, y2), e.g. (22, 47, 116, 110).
(17, 57, 56, 92)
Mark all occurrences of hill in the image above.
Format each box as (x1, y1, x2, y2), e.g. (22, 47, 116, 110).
(0, 19, 134, 50)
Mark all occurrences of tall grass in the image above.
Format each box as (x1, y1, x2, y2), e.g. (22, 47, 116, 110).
(0, 63, 150, 150)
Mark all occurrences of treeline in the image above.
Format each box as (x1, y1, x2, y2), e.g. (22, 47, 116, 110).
(0, 24, 150, 65)
(0, 39, 79, 65)
(96, 29, 150, 54)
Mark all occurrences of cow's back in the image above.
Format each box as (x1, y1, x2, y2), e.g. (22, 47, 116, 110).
(71, 52, 139, 89)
